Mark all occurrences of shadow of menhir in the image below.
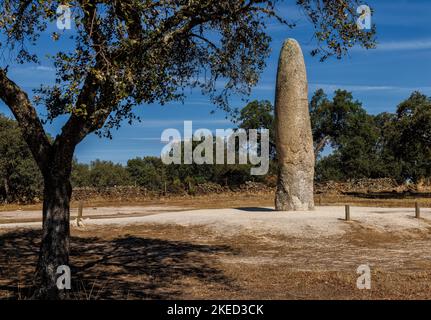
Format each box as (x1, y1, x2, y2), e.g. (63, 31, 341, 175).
(235, 207, 275, 212)
(0, 229, 234, 300)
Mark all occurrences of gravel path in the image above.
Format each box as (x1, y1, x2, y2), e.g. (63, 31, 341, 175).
(1, 206, 430, 238)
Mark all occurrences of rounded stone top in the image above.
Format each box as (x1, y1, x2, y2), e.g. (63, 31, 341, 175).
(283, 38, 300, 46)
(281, 38, 303, 57)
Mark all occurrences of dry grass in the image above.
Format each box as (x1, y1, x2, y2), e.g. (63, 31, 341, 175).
(317, 193, 431, 208)
(0, 193, 274, 212)
(1, 221, 431, 300)
(4, 190, 431, 213)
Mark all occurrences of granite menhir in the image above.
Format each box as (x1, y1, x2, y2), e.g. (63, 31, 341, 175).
(274, 39, 315, 211)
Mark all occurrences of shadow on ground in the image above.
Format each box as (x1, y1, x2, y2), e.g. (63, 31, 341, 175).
(235, 207, 275, 212)
(0, 229, 235, 299)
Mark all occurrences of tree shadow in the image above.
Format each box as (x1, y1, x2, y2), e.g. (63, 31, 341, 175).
(0, 229, 237, 300)
(235, 207, 275, 212)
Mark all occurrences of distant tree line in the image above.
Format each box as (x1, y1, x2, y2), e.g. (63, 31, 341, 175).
(72, 156, 270, 192)
(1, 90, 431, 203)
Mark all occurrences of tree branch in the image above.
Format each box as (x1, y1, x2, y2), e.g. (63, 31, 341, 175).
(56, 0, 272, 152)
(56, 1, 109, 151)
(314, 135, 330, 159)
(0, 68, 51, 170)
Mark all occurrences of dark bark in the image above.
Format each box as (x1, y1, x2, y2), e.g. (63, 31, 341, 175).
(0, 69, 51, 167)
(30, 144, 75, 299)
(32, 171, 72, 300)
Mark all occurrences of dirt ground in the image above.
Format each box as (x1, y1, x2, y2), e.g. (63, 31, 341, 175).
(1, 193, 431, 300)
(4, 191, 431, 213)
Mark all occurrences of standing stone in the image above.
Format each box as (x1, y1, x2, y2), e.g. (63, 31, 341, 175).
(274, 39, 315, 211)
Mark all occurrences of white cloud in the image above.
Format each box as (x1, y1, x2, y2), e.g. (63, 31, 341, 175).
(301, 39, 431, 54)
(310, 84, 396, 92)
(11, 65, 55, 73)
(34, 65, 55, 72)
(127, 137, 162, 141)
(375, 39, 431, 51)
(141, 119, 231, 127)
(310, 83, 431, 93)
(252, 82, 431, 93)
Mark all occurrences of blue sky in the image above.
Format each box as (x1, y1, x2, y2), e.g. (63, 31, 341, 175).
(1, 0, 431, 164)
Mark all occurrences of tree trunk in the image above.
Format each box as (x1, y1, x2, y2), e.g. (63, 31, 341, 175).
(3, 177, 9, 204)
(32, 174, 72, 299)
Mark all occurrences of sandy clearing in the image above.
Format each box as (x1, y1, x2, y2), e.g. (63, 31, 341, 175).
(0, 205, 186, 221)
(1, 206, 430, 238)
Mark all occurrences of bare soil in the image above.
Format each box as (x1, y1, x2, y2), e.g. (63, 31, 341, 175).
(1, 193, 431, 300)
(5, 190, 431, 213)
(1, 223, 431, 300)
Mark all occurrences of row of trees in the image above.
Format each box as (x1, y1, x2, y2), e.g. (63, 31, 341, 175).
(72, 157, 265, 190)
(312, 90, 431, 183)
(2, 89, 431, 203)
(234, 90, 431, 183)
(1, 121, 271, 202)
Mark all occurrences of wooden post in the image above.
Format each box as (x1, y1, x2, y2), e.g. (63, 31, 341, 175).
(415, 202, 420, 219)
(345, 205, 350, 221)
(77, 200, 84, 226)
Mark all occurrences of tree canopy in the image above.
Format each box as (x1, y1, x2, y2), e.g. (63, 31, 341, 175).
(388, 92, 431, 182)
(0, 1, 376, 142)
